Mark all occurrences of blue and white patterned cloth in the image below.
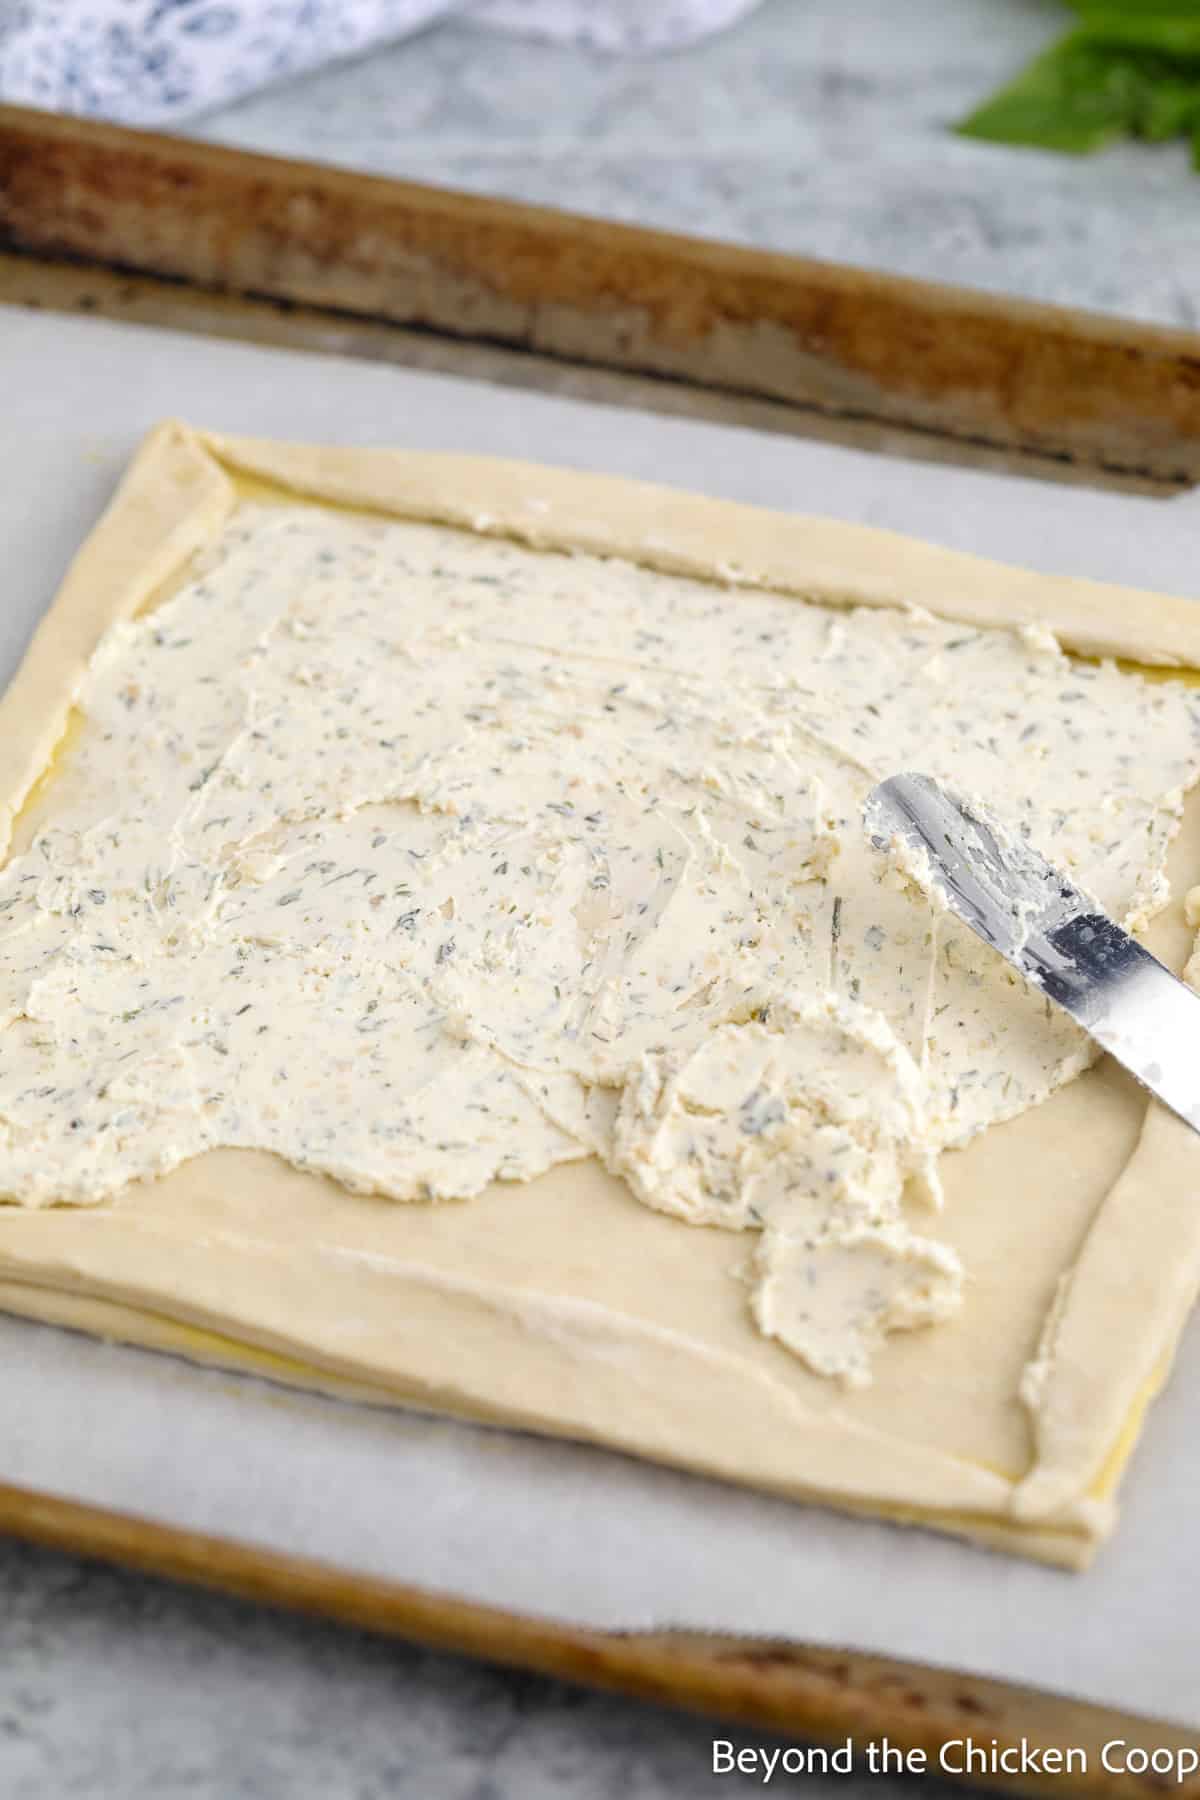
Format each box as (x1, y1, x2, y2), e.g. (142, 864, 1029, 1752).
(0, 0, 761, 124)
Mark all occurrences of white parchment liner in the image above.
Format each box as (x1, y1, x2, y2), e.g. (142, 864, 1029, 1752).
(3, 309, 1199, 1729)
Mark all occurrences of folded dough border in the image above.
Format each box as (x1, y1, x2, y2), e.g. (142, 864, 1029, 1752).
(2, 420, 1200, 1570)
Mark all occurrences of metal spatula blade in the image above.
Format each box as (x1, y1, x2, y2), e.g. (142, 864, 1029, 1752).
(864, 772, 1200, 1136)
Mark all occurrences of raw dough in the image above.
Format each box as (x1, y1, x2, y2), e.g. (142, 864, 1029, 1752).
(3, 422, 1200, 1566)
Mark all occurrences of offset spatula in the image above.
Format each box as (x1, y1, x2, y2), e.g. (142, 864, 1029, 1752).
(864, 772, 1200, 1136)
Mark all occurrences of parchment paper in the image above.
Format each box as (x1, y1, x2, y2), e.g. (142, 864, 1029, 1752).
(4, 307, 1200, 1729)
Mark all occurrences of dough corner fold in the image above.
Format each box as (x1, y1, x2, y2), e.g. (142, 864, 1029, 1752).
(4, 418, 1200, 1570)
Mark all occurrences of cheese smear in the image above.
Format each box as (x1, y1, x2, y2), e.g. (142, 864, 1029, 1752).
(2, 503, 1199, 1385)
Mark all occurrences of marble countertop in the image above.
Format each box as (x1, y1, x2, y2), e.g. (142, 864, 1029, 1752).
(2, 5, 1191, 1795)
(186, 0, 1200, 330)
(0, 1538, 961, 1800)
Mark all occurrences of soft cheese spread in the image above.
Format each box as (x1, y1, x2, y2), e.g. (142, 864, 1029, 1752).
(2, 502, 1199, 1385)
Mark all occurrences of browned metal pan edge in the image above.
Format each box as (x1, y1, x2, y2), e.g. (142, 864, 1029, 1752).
(1, 105, 1198, 480)
(0, 1478, 1193, 1798)
(1, 105, 1196, 1777)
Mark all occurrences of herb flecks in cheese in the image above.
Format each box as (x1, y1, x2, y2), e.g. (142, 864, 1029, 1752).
(2, 503, 1199, 1386)
(613, 997, 955, 1385)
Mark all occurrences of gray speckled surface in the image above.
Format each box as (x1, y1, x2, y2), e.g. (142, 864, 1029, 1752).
(0, 1539, 965, 1800)
(185, 0, 1200, 329)
(3, 6, 1188, 1795)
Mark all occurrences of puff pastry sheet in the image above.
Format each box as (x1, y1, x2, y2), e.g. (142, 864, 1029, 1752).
(3, 422, 1200, 1568)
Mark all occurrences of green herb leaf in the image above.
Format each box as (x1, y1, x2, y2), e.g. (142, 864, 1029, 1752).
(1070, 3, 1200, 58)
(957, 24, 1200, 156)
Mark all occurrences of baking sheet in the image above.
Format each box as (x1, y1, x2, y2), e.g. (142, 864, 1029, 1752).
(4, 306, 1200, 1730)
